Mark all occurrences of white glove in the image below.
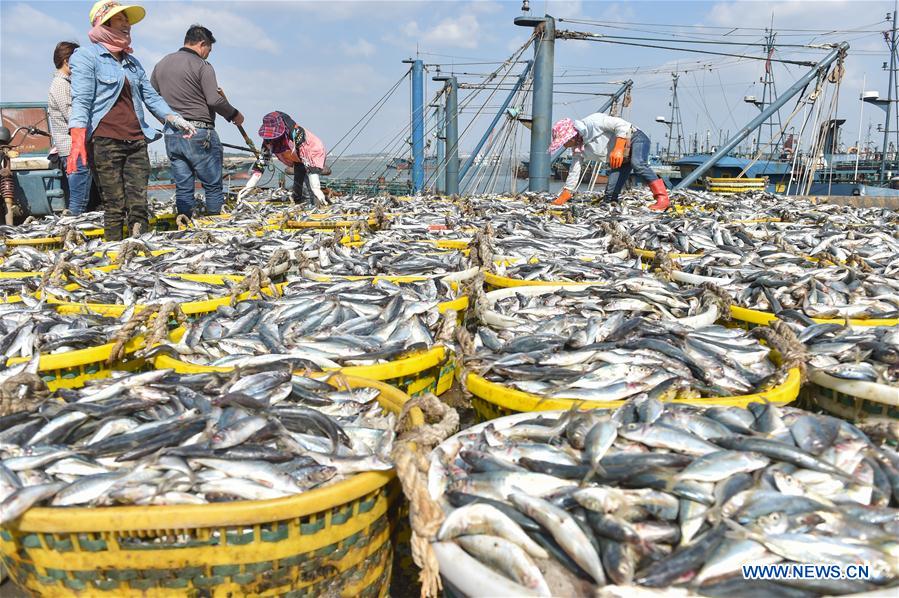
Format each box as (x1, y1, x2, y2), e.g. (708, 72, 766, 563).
(166, 114, 197, 137)
(244, 170, 262, 190)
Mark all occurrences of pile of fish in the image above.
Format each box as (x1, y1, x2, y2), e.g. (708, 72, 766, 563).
(430, 400, 899, 597)
(38, 271, 232, 306)
(486, 278, 716, 325)
(493, 258, 640, 283)
(0, 366, 395, 522)
(0, 213, 105, 240)
(307, 239, 468, 277)
(158, 278, 456, 369)
(0, 304, 127, 360)
(783, 319, 899, 386)
(679, 249, 899, 319)
(472, 321, 776, 400)
(468, 281, 785, 399)
(0, 246, 114, 272)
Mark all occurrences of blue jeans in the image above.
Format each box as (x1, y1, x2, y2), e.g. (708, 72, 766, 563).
(604, 129, 659, 202)
(164, 126, 224, 216)
(60, 154, 93, 215)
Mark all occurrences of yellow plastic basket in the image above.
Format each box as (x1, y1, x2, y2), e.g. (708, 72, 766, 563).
(148, 214, 178, 231)
(5, 334, 146, 392)
(467, 367, 801, 422)
(0, 376, 418, 598)
(631, 248, 702, 260)
(4, 229, 105, 251)
(283, 218, 380, 231)
(729, 305, 899, 329)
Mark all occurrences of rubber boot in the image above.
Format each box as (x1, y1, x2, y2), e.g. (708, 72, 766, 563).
(647, 179, 670, 211)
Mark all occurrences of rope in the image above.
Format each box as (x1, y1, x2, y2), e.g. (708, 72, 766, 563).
(176, 214, 192, 229)
(600, 221, 637, 254)
(228, 265, 281, 304)
(467, 224, 495, 272)
(651, 251, 678, 281)
(113, 240, 146, 265)
(700, 282, 733, 321)
(751, 320, 809, 383)
(109, 302, 186, 364)
(53, 225, 87, 249)
(391, 393, 459, 598)
(264, 248, 291, 276)
(39, 256, 86, 290)
(0, 373, 50, 417)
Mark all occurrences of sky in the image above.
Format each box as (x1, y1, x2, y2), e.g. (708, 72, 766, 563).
(1, 0, 895, 164)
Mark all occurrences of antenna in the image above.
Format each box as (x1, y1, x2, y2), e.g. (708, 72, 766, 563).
(665, 72, 685, 159)
(752, 13, 783, 158)
(879, 2, 898, 183)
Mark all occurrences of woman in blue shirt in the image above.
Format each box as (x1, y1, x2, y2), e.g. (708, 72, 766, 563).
(68, 1, 195, 240)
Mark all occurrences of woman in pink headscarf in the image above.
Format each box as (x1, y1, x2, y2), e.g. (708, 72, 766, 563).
(257, 111, 329, 207)
(68, 1, 195, 240)
(547, 113, 669, 211)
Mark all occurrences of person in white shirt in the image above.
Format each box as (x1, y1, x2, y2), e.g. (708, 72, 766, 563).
(547, 113, 669, 210)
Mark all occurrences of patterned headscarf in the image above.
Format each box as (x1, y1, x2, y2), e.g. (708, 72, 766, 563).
(547, 118, 581, 154)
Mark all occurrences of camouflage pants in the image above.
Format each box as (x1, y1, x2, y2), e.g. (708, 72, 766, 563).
(91, 136, 150, 241)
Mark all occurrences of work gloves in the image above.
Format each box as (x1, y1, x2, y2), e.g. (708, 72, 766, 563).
(552, 188, 572, 206)
(166, 114, 197, 137)
(609, 137, 627, 169)
(66, 128, 87, 175)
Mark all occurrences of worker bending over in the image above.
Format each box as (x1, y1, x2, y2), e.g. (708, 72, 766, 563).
(548, 113, 669, 210)
(258, 112, 328, 206)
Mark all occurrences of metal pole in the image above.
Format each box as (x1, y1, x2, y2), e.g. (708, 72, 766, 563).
(516, 15, 555, 192)
(434, 103, 446, 194)
(403, 59, 425, 193)
(549, 79, 632, 164)
(461, 60, 533, 181)
(881, 9, 897, 184)
(675, 42, 848, 190)
(434, 75, 459, 195)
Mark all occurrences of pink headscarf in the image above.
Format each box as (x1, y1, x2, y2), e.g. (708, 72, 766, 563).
(548, 118, 582, 154)
(88, 24, 133, 54)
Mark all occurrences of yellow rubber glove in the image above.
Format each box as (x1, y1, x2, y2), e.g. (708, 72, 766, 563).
(609, 137, 627, 169)
(552, 189, 572, 205)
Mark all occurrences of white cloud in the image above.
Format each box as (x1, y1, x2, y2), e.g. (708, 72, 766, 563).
(342, 38, 377, 58)
(417, 14, 481, 49)
(282, 1, 414, 22)
(545, 0, 583, 19)
(0, 4, 80, 60)
(470, 1, 503, 14)
(136, 3, 278, 54)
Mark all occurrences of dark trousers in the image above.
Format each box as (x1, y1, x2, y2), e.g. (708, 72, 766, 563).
(604, 129, 659, 202)
(91, 136, 150, 241)
(164, 126, 224, 216)
(291, 162, 309, 204)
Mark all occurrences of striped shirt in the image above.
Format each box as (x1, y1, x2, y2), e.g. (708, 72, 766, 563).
(47, 71, 72, 157)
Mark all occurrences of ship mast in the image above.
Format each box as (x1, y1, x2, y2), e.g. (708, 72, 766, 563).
(880, 4, 898, 183)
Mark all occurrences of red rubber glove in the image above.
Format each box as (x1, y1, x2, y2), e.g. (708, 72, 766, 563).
(609, 137, 627, 169)
(67, 128, 87, 174)
(552, 189, 572, 206)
